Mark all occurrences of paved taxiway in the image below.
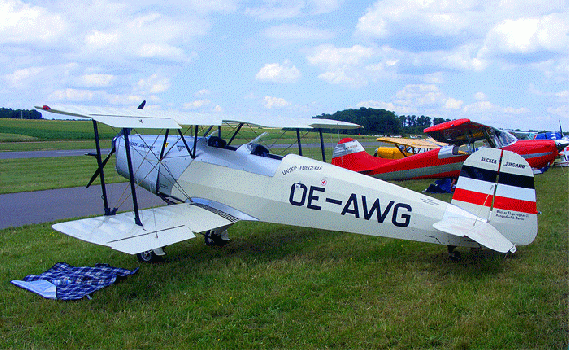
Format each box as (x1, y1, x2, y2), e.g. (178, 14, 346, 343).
(0, 183, 165, 230)
(0, 149, 110, 159)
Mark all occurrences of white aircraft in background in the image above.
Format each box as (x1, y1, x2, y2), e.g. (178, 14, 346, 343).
(37, 104, 538, 262)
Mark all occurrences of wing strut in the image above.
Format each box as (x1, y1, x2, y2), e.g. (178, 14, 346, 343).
(318, 129, 326, 162)
(122, 128, 143, 226)
(296, 129, 303, 156)
(227, 123, 244, 146)
(177, 129, 195, 158)
(90, 120, 114, 216)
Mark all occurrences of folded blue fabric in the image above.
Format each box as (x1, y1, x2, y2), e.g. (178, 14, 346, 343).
(11, 262, 138, 300)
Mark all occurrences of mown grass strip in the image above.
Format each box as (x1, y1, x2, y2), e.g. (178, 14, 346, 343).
(0, 156, 126, 194)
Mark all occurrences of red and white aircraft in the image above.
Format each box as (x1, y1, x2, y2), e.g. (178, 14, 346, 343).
(332, 118, 568, 180)
(37, 106, 538, 261)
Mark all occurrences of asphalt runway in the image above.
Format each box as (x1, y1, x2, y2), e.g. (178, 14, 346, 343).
(0, 149, 111, 159)
(0, 183, 165, 229)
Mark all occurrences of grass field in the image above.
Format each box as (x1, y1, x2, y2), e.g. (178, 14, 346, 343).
(0, 166, 567, 349)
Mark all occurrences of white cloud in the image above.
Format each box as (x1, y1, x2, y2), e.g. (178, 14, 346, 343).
(444, 98, 463, 110)
(308, 44, 374, 66)
(246, 0, 340, 20)
(256, 61, 301, 83)
(245, 1, 304, 20)
(474, 92, 487, 101)
(196, 89, 210, 96)
(263, 96, 290, 109)
(136, 74, 170, 94)
(84, 30, 119, 49)
(0, 0, 66, 44)
(355, 0, 569, 80)
(394, 84, 445, 108)
(49, 88, 97, 101)
(355, 0, 482, 51)
(307, 44, 376, 86)
(264, 24, 334, 41)
(71, 5, 208, 63)
(3, 67, 44, 87)
(483, 14, 569, 58)
(183, 99, 211, 109)
(81, 74, 115, 87)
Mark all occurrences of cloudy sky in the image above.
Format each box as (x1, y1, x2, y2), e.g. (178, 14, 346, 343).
(1, 0, 567, 131)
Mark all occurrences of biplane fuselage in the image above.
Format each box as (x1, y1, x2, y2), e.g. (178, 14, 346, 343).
(115, 134, 479, 248)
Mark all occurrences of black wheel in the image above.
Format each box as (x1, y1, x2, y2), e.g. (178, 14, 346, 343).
(137, 250, 160, 263)
(204, 230, 228, 246)
(449, 250, 461, 262)
(447, 245, 461, 262)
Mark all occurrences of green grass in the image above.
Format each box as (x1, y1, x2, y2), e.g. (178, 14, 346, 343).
(0, 133, 38, 142)
(0, 168, 567, 349)
(0, 140, 113, 152)
(0, 156, 126, 194)
(0, 118, 118, 141)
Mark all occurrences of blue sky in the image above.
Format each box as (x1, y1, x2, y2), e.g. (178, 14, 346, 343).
(1, 0, 567, 131)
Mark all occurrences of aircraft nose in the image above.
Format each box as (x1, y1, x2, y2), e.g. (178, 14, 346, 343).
(555, 139, 569, 151)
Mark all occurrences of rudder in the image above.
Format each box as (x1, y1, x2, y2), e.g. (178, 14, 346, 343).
(452, 148, 538, 246)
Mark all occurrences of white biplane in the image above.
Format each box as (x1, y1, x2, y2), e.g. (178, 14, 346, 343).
(37, 104, 538, 261)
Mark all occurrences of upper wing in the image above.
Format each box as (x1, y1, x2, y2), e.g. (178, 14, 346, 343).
(35, 105, 224, 129)
(424, 118, 495, 145)
(52, 203, 241, 254)
(377, 136, 446, 149)
(36, 104, 360, 130)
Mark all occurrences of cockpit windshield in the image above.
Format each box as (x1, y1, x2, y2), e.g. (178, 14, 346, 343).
(494, 130, 517, 148)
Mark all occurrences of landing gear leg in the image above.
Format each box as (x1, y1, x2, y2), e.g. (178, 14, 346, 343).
(447, 245, 461, 261)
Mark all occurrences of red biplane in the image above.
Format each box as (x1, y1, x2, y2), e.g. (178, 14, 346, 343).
(332, 118, 568, 180)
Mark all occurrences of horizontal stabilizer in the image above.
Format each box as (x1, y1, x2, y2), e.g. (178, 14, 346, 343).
(433, 205, 516, 253)
(53, 203, 236, 254)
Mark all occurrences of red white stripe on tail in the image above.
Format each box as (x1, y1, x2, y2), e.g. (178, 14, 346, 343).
(451, 148, 538, 246)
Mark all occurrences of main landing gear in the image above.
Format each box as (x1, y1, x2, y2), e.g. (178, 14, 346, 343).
(136, 248, 166, 263)
(204, 228, 230, 246)
(447, 245, 461, 261)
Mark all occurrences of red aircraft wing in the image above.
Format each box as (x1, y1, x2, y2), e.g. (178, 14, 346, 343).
(424, 119, 495, 145)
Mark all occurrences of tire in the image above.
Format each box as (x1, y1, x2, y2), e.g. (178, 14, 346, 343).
(137, 250, 159, 263)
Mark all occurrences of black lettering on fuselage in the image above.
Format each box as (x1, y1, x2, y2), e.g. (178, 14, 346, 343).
(289, 184, 412, 227)
(392, 203, 412, 227)
(362, 196, 394, 223)
(341, 193, 359, 218)
(307, 186, 325, 210)
(289, 183, 307, 206)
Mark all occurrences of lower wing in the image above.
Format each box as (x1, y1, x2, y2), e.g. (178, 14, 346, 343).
(53, 203, 239, 254)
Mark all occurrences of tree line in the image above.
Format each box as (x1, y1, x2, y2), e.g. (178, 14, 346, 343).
(0, 108, 43, 119)
(315, 107, 451, 135)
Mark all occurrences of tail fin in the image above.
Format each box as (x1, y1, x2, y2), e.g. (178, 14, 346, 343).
(452, 148, 538, 246)
(332, 138, 389, 173)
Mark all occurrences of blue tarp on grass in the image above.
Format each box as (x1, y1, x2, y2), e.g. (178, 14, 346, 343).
(11, 262, 138, 300)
